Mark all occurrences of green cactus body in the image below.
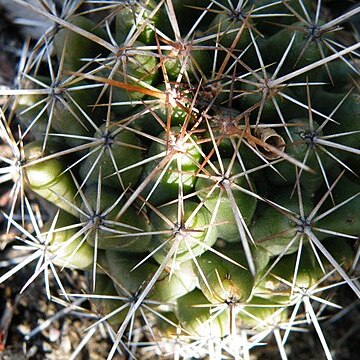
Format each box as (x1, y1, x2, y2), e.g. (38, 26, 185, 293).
(319, 237, 355, 275)
(313, 91, 360, 152)
(53, 15, 108, 71)
(1, 1, 360, 358)
(255, 246, 323, 301)
(176, 289, 230, 338)
(164, 45, 212, 81)
(78, 123, 143, 189)
(315, 175, 360, 238)
(92, 274, 127, 327)
(80, 184, 152, 252)
(115, 0, 169, 45)
(149, 200, 218, 265)
(104, 42, 159, 115)
(48, 80, 105, 148)
(106, 251, 195, 308)
(193, 248, 254, 304)
(44, 211, 94, 270)
(208, 11, 252, 51)
(140, 126, 202, 205)
(265, 119, 332, 194)
(251, 189, 313, 256)
(195, 158, 257, 242)
(239, 72, 296, 121)
(259, 21, 334, 71)
(23, 141, 79, 216)
(14, 76, 50, 138)
(238, 296, 288, 329)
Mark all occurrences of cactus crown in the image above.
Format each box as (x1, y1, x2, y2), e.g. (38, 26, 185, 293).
(0, 0, 360, 358)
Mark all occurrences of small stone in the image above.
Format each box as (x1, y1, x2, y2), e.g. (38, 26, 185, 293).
(27, 345, 38, 357)
(48, 328, 61, 342)
(42, 341, 52, 353)
(60, 335, 72, 354)
(17, 324, 31, 336)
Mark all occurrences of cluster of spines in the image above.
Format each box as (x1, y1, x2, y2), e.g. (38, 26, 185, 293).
(0, 0, 359, 359)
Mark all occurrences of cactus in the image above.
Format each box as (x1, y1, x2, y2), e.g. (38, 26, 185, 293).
(0, 0, 360, 358)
